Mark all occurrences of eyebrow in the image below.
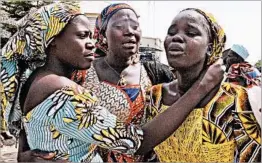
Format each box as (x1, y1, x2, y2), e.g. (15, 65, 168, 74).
(168, 23, 199, 31)
(187, 23, 200, 30)
(113, 18, 139, 24)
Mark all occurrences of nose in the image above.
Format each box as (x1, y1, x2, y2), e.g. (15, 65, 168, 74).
(124, 25, 135, 36)
(171, 33, 184, 43)
(85, 39, 95, 50)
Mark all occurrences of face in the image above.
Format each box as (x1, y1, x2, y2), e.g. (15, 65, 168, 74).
(225, 50, 244, 66)
(105, 9, 141, 60)
(164, 10, 210, 69)
(53, 15, 94, 69)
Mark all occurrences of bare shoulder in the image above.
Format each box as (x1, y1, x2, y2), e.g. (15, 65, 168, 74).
(31, 74, 77, 93)
(23, 74, 79, 112)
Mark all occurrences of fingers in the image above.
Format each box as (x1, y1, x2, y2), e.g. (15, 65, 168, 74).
(32, 149, 56, 160)
(221, 65, 226, 72)
(215, 58, 223, 65)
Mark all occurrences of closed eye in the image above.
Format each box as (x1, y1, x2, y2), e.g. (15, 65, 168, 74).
(77, 31, 92, 39)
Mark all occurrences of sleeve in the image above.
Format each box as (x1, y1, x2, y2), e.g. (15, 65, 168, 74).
(48, 87, 143, 155)
(144, 84, 170, 123)
(232, 85, 261, 162)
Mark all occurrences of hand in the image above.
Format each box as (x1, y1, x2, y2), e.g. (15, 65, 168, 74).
(200, 59, 225, 90)
(162, 80, 181, 106)
(18, 149, 57, 162)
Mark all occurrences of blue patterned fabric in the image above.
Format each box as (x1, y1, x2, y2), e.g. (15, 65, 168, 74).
(23, 86, 144, 162)
(122, 88, 140, 102)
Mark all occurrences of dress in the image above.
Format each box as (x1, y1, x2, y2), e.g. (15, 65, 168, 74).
(82, 64, 154, 162)
(23, 86, 143, 162)
(149, 82, 261, 162)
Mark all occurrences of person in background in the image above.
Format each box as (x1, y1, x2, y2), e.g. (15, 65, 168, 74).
(224, 44, 261, 127)
(225, 44, 261, 86)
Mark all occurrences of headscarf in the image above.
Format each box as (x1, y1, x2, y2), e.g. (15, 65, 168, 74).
(92, 3, 138, 57)
(227, 62, 261, 87)
(181, 8, 227, 66)
(92, 5, 110, 57)
(71, 3, 139, 84)
(0, 2, 82, 136)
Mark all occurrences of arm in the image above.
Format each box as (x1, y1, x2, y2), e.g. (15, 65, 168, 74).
(136, 59, 225, 154)
(136, 78, 219, 154)
(21, 59, 225, 159)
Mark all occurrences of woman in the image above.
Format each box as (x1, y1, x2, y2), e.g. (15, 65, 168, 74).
(1, 2, 224, 162)
(148, 8, 261, 162)
(75, 4, 174, 162)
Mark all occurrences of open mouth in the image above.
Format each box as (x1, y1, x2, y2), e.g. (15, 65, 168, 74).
(168, 44, 185, 56)
(84, 52, 94, 60)
(84, 53, 94, 57)
(122, 39, 137, 49)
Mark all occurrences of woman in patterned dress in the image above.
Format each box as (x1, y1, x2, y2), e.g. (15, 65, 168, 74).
(149, 8, 261, 162)
(0, 2, 225, 162)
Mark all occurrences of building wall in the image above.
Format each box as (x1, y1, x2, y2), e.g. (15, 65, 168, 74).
(85, 13, 99, 34)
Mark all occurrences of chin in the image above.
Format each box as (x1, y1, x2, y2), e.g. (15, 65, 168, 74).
(77, 63, 91, 70)
(168, 60, 192, 70)
(126, 50, 137, 56)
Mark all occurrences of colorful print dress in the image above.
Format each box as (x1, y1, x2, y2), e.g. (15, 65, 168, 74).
(22, 86, 144, 162)
(82, 64, 155, 162)
(148, 82, 261, 162)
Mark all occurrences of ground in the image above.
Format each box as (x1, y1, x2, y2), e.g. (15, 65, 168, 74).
(0, 144, 17, 162)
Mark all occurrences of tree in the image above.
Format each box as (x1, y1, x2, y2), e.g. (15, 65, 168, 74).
(254, 60, 261, 72)
(0, 0, 53, 49)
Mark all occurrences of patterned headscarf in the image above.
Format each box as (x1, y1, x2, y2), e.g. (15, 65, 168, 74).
(92, 3, 138, 57)
(71, 3, 139, 83)
(227, 62, 261, 87)
(181, 8, 226, 66)
(0, 2, 82, 136)
(92, 5, 110, 57)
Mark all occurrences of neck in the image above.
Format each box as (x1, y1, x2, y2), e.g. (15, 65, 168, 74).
(105, 54, 138, 73)
(43, 56, 74, 78)
(176, 59, 206, 93)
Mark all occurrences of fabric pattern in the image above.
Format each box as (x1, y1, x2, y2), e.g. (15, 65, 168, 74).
(151, 82, 261, 162)
(227, 62, 261, 88)
(0, 2, 82, 137)
(23, 86, 143, 162)
(99, 3, 138, 37)
(82, 64, 154, 162)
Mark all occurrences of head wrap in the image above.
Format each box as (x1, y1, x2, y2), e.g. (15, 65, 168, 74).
(99, 3, 138, 37)
(92, 3, 138, 58)
(0, 2, 82, 136)
(227, 62, 261, 87)
(231, 44, 249, 60)
(181, 8, 227, 66)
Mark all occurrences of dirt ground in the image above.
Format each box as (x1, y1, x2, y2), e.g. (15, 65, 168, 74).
(0, 144, 18, 163)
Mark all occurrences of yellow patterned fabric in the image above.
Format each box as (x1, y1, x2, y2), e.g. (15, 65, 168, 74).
(151, 82, 261, 162)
